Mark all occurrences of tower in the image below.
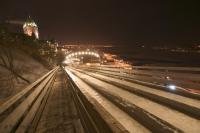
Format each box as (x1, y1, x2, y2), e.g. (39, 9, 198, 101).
(23, 16, 39, 39)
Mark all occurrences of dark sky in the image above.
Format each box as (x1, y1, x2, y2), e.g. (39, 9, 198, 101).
(1, 0, 200, 45)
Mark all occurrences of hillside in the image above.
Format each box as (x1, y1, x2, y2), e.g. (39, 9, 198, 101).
(0, 26, 57, 104)
(0, 48, 48, 104)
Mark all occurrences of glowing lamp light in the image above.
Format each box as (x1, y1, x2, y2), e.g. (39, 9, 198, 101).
(167, 84, 176, 90)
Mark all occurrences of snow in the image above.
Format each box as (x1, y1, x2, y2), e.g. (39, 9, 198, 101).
(0, 50, 48, 105)
(69, 68, 200, 133)
(86, 66, 200, 92)
(65, 68, 150, 133)
(76, 68, 200, 109)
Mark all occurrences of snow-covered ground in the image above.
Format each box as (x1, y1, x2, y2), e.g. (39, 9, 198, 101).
(65, 68, 150, 133)
(74, 68, 200, 109)
(80, 66, 200, 94)
(0, 50, 48, 104)
(67, 68, 200, 133)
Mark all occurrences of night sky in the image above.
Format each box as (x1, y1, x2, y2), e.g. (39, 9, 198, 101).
(1, 0, 200, 45)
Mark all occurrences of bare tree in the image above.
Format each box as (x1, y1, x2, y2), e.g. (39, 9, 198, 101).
(0, 45, 30, 84)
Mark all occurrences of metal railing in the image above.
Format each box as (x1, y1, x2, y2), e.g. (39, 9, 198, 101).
(0, 67, 58, 133)
(63, 67, 128, 133)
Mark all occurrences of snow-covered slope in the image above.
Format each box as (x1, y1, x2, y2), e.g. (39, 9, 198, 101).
(0, 48, 48, 104)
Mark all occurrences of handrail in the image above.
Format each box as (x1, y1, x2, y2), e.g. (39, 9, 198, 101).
(0, 67, 58, 132)
(63, 67, 128, 133)
(0, 67, 58, 115)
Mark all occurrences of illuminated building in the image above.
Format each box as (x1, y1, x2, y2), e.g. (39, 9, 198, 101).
(23, 16, 39, 39)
